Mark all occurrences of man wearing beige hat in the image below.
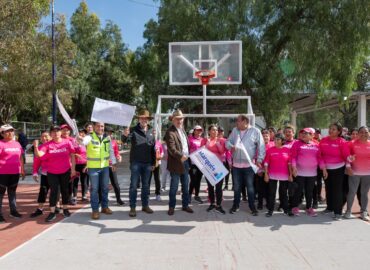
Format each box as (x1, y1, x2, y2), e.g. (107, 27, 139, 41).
(123, 109, 156, 217)
(164, 109, 193, 215)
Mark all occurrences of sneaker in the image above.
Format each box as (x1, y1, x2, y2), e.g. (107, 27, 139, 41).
(81, 197, 88, 202)
(333, 214, 342, 221)
(344, 211, 354, 219)
(287, 210, 294, 217)
(251, 210, 258, 216)
(129, 208, 136, 217)
(45, 212, 56, 222)
(55, 207, 61, 214)
(10, 210, 22, 218)
(117, 199, 125, 205)
(292, 207, 300, 216)
(194, 196, 203, 204)
(322, 208, 333, 214)
(142, 206, 154, 214)
(71, 198, 77, 205)
(101, 208, 113, 215)
(215, 206, 226, 214)
(155, 195, 162, 202)
(30, 208, 43, 218)
(229, 206, 239, 214)
(207, 205, 216, 212)
(306, 208, 317, 217)
(257, 204, 263, 210)
(361, 211, 370, 221)
(0, 215, 5, 223)
(265, 211, 273, 217)
(160, 188, 165, 192)
(312, 203, 318, 209)
(63, 209, 71, 217)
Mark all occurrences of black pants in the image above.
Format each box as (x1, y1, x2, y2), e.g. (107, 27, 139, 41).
(189, 164, 203, 197)
(109, 167, 122, 201)
(342, 173, 349, 207)
(206, 179, 223, 206)
(0, 174, 19, 214)
(223, 161, 231, 188)
(313, 169, 323, 204)
(74, 164, 88, 198)
(257, 173, 268, 206)
(326, 167, 345, 215)
(37, 174, 50, 203)
(294, 176, 316, 209)
(149, 166, 160, 195)
(48, 170, 71, 208)
(267, 180, 289, 212)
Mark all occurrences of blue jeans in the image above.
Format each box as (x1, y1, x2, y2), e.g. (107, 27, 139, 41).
(169, 160, 190, 209)
(88, 167, 109, 211)
(232, 167, 256, 210)
(129, 162, 152, 208)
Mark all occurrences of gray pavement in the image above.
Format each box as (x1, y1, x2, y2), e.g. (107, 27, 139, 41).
(2, 154, 370, 269)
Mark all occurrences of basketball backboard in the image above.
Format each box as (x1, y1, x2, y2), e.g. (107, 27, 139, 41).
(169, 41, 242, 85)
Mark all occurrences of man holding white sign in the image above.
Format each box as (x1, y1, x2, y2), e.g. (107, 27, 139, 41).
(226, 114, 265, 216)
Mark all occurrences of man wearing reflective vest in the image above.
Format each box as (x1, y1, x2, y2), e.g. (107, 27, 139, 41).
(80, 122, 117, 219)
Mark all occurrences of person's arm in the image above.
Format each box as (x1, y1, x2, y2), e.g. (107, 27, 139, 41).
(290, 142, 298, 177)
(109, 141, 117, 166)
(33, 140, 46, 158)
(256, 130, 265, 167)
(226, 129, 236, 150)
(165, 130, 183, 160)
(32, 155, 41, 182)
(263, 149, 270, 182)
(70, 153, 76, 177)
(20, 152, 25, 180)
(81, 135, 92, 146)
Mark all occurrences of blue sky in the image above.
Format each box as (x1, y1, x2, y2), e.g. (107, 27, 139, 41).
(46, 0, 159, 50)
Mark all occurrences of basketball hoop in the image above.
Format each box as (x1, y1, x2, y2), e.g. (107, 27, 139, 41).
(195, 70, 216, 85)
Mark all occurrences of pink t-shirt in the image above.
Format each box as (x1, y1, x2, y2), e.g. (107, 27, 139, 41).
(75, 144, 87, 165)
(265, 141, 275, 151)
(348, 140, 370, 175)
(319, 136, 350, 169)
(188, 135, 203, 154)
(40, 139, 75, 174)
(263, 146, 290, 181)
(291, 140, 321, 177)
(283, 139, 296, 149)
(200, 137, 226, 161)
(0, 140, 23, 174)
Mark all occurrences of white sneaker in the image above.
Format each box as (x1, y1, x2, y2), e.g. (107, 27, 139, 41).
(344, 211, 354, 219)
(361, 211, 370, 221)
(156, 195, 162, 202)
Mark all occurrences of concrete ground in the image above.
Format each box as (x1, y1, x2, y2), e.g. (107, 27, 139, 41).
(0, 154, 369, 270)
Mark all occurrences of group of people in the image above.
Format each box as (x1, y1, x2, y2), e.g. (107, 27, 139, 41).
(0, 109, 369, 224)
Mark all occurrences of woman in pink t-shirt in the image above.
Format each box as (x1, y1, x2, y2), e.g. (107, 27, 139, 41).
(201, 124, 226, 214)
(188, 125, 204, 204)
(319, 123, 350, 220)
(263, 133, 292, 217)
(74, 129, 89, 202)
(34, 125, 76, 222)
(345, 126, 370, 221)
(0, 124, 25, 223)
(291, 128, 321, 217)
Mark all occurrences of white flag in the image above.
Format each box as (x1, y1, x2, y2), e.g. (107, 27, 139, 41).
(91, 97, 135, 126)
(56, 94, 78, 135)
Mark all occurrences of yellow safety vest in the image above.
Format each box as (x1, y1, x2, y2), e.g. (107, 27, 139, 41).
(86, 132, 111, 168)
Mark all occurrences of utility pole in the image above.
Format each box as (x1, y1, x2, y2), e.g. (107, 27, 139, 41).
(51, 0, 57, 124)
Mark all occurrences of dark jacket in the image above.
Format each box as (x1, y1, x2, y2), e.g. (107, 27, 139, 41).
(164, 125, 189, 174)
(125, 124, 155, 165)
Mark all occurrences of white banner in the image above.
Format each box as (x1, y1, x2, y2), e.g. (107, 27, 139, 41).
(56, 94, 78, 135)
(189, 147, 229, 186)
(91, 97, 135, 126)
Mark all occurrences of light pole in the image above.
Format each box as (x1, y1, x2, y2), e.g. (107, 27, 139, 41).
(51, 0, 57, 124)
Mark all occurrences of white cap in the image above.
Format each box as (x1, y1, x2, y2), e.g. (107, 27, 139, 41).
(193, 125, 203, 130)
(0, 124, 15, 133)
